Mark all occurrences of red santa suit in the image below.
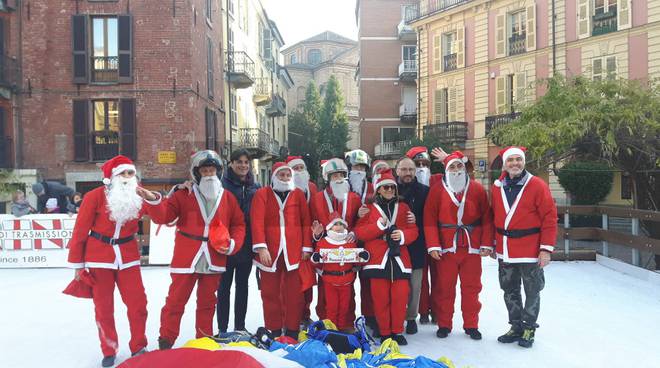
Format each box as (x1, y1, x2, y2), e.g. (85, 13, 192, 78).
(423, 151, 493, 331)
(146, 180, 245, 345)
(67, 156, 161, 357)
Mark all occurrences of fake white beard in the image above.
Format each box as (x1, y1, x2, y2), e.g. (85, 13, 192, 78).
(327, 229, 348, 242)
(330, 179, 349, 200)
(446, 170, 467, 193)
(106, 176, 142, 224)
(416, 167, 431, 186)
(198, 175, 223, 201)
(348, 171, 366, 196)
(293, 170, 310, 192)
(272, 177, 295, 192)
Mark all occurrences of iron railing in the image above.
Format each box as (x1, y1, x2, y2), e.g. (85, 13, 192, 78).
(91, 130, 119, 161)
(406, 0, 473, 23)
(375, 140, 412, 157)
(592, 10, 618, 36)
(91, 56, 119, 83)
(423, 121, 468, 147)
(443, 53, 457, 71)
(485, 112, 521, 135)
(399, 103, 417, 120)
(236, 128, 272, 154)
(398, 60, 417, 79)
(508, 33, 526, 56)
(266, 94, 286, 117)
(226, 51, 256, 85)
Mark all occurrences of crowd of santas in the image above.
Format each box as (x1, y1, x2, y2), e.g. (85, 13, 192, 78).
(65, 145, 557, 368)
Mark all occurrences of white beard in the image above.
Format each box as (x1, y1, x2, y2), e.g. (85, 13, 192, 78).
(198, 176, 222, 202)
(348, 171, 366, 197)
(327, 229, 348, 242)
(330, 179, 349, 201)
(447, 170, 467, 193)
(106, 176, 142, 224)
(416, 167, 430, 186)
(293, 170, 310, 192)
(272, 177, 295, 192)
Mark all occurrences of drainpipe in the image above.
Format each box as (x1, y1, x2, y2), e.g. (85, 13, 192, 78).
(226, 0, 233, 153)
(416, 26, 422, 140)
(15, 0, 24, 168)
(552, 0, 556, 75)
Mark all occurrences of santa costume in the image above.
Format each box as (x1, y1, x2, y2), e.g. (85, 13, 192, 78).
(145, 150, 246, 349)
(250, 162, 312, 339)
(423, 151, 493, 339)
(67, 155, 162, 365)
(287, 155, 318, 202)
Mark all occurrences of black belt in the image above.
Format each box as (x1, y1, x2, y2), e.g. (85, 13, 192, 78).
(178, 231, 209, 242)
(323, 268, 356, 276)
(496, 227, 541, 238)
(89, 231, 135, 245)
(439, 219, 482, 232)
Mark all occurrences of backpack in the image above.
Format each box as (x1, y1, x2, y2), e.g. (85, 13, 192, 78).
(305, 316, 375, 354)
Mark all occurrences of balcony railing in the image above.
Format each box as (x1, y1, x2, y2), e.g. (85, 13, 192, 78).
(398, 59, 417, 81)
(485, 112, 521, 136)
(423, 121, 468, 148)
(91, 56, 119, 83)
(407, 0, 473, 23)
(0, 55, 19, 91)
(375, 140, 412, 158)
(91, 130, 119, 161)
(235, 128, 274, 159)
(0, 136, 13, 168)
(508, 33, 526, 56)
(443, 53, 457, 71)
(253, 78, 272, 106)
(397, 19, 416, 40)
(399, 103, 417, 123)
(266, 94, 286, 117)
(226, 51, 255, 89)
(592, 10, 617, 36)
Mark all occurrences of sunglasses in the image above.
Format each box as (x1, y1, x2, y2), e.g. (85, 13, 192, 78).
(415, 162, 428, 168)
(381, 185, 396, 191)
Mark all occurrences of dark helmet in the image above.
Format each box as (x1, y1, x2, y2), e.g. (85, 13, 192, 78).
(190, 150, 223, 184)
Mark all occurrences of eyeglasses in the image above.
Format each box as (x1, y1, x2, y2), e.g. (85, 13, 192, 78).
(381, 185, 396, 191)
(415, 162, 428, 168)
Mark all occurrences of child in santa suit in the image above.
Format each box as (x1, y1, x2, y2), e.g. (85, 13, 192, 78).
(355, 169, 418, 345)
(251, 162, 313, 340)
(423, 151, 493, 340)
(67, 155, 163, 367)
(311, 214, 369, 331)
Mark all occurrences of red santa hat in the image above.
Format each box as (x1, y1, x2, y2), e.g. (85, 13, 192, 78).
(500, 146, 527, 165)
(406, 146, 430, 162)
(286, 156, 306, 169)
(443, 150, 469, 168)
(101, 155, 136, 185)
(325, 211, 348, 231)
(371, 160, 389, 176)
(374, 168, 397, 192)
(271, 162, 292, 178)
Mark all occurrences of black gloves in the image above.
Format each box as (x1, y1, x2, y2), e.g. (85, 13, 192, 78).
(311, 252, 321, 263)
(358, 250, 370, 261)
(386, 226, 401, 257)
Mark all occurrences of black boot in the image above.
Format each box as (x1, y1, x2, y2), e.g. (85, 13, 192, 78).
(284, 329, 299, 341)
(405, 319, 418, 334)
(158, 337, 173, 350)
(271, 329, 283, 338)
(430, 311, 437, 324)
(518, 327, 536, 348)
(497, 325, 523, 343)
(436, 327, 451, 338)
(464, 328, 482, 340)
(131, 348, 148, 357)
(101, 355, 115, 367)
(380, 335, 392, 344)
(392, 334, 408, 346)
(419, 313, 430, 325)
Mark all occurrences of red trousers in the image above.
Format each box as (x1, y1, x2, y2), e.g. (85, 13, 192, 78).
(89, 267, 148, 357)
(303, 276, 326, 321)
(260, 258, 304, 332)
(359, 273, 374, 317)
(419, 255, 437, 316)
(432, 248, 482, 330)
(323, 282, 354, 330)
(370, 278, 409, 336)
(159, 273, 222, 344)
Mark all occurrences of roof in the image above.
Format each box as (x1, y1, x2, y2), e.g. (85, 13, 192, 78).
(283, 31, 357, 53)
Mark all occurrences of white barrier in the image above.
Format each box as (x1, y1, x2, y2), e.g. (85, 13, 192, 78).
(147, 221, 176, 265)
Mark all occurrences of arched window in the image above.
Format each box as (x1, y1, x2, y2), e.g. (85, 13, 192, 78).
(308, 49, 322, 65)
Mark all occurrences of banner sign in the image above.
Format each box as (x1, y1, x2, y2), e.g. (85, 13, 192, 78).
(147, 221, 176, 265)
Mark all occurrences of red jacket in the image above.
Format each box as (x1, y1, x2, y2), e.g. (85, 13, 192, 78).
(250, 187, 312, 272)
(67, 186, 162, 270)
(304, 181, 318, 203)
(146, 186, 245, 273)
(355, 201, 418, 275)
(429, 173, 444, 188)
(314, 238, 358, 285)
(310, 189, 361, 232)
(491, 174, 557, 263)
(424, 179, 493, 255)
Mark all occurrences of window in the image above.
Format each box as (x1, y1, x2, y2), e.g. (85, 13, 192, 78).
(207, 37, 214, 99)
(594, 0, 617, 16)
(434, 88, 449, 123)
(442, 32, 457, 71)
(230, 91, 238, 128)
(402, 45, 416, 61)
(508, 10, 526, 56)
(261, 25, 272, 62)
(91, 100, 120, 161)
(92, 17, 118, 82)
(308, 49, 321, 65)
(205, 108, 218, 150)
(592, 56, 617, 80)
(290, 54, 298, 64)
(382, 127, 414, 143)
(401, 4, 417, 21)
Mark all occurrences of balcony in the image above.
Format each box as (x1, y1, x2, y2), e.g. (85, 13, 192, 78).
(397, 19, 416, 41)
(0, 136, 13, 168)
(226, 51, 255, 89)
(592, 10, 617, 36)
(398, 60, 417, 81)
(508, 33, 526, 56)
(91, 56, 119, 83)
(399, 103, 417, 123)
(374, 140, 412, 159)
(0, 55, 19, 95)
(253, 78, 272, 106)
(407, 0, 473, 23)
(234, 128, 273, 159)
(91, 130, 119, 161)
(443, 53, 457, 72)
(485, 112, 521, 136)
(266, 94, 286, 117)
(423, 121, 468, 148)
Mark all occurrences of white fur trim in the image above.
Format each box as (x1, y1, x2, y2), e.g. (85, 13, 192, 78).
(303, 247, 314, 253)
(67, 262, 85, 269)
(376, 219, 388, 231)
(252, 243, 268, 252)
(374, 178, 396, 191)
(272, 165, 292, 177)
(112, 164, 136, 178)
(287, 158, 305, 168)
(494, 179, 503, 187)
(102, 177, 112, 185)
(502, 147, 525, 164)
(480, 246, 495, 251)
(540, 244, 555, 253)
(325, 217, 348, 231)
(143, 192, 163, 205)
(427, 247, 443, 253)
(227, 238, 236, 255)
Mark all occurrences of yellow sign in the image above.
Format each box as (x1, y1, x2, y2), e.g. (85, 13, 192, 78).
(158, 151, 177, 164)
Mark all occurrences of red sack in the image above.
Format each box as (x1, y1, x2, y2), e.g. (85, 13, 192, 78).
(209, 221, 230, 254)
(275, 335, 298, 345)
(62, 270, 95, 299)
(298, 259, 317, 292)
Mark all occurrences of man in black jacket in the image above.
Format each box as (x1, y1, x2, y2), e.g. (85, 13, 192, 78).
(31, 181, 75, 214)
(395, 156, 430, 335)
(216, 149, 261, 333)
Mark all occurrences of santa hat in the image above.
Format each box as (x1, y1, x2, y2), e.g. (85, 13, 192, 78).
(325, 212, 348, 231)
(101, 155, 136, 185)
(494, 146, 527, 187)
(371, 160, 389, 176)
(443, 150, 469, 168)
(374, 169, 397, 192)
(406, 146, 430, 162)
(286, 156, 306, 169)
(271, 162, 292, 179)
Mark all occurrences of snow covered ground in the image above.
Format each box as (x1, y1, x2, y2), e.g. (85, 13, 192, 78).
(2, 258, 660, 368)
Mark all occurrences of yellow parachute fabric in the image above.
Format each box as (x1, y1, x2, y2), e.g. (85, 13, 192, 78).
(181, 337, 221, 351)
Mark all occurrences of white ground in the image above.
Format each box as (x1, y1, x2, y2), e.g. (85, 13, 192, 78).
(2, 258, 659, 368)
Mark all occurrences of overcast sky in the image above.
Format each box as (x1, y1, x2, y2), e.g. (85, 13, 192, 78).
(261, 0, 358, 48)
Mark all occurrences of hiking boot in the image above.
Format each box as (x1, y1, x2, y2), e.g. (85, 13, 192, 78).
(518, 328, 535, 348)
(158, 337, 173, 350)
(419, 313, 430, 325)
(405, 319, 418, 335)
(101, 355, 115, 367)
(436, 327, 451, 338)
(497, 326, 523, 343)
(131, 348, 148, 357)
(392, 334, 408, 346)
(464, 328, 482, 340)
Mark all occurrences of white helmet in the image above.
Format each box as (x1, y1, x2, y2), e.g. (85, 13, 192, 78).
(190, 150, 223, 184)
(322, 158, 348, 182)
(345, 149, 371, 169)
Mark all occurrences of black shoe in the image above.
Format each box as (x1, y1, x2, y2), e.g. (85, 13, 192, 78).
(392, 334, 408, 346)
(419, 313, 430, 325)
(131, 348, 148, 357)
(101, 355, 115, 367)
(405, 319, 418, 335)
(497, 326, 523, 343)
(465, 328, 482, 340)
(380, 335, 392, 344)
(518, 328, 535, 348)
(158, 337, 173, 350)
(284, 329, 299, 341)
(436, 327, 450, 338)
(271, 329, 283, 338)
(301, 318, 314, 329)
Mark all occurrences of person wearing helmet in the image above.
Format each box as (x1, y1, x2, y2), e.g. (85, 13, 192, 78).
(145, 150, 246, 350)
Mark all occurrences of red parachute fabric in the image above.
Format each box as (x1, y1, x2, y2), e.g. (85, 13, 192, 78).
(209, 221, 231, 253)
(118, 348, 266, 368)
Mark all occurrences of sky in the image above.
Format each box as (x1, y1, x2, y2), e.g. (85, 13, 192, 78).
(261, 0, 358, 48)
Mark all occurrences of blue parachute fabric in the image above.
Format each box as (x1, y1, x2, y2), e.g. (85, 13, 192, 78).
(272, 339, 338, 368)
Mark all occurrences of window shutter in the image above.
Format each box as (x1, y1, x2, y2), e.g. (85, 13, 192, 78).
(606, 56, 617, 79)
(433, 34, 441, 73)
(205, 108, 217, 150)
(72, 15, 88, 84)
(526, 4, 536, 51)
(514, 72, 527, 105)
(120, 99, 137, 159)
(592, 58, 603, 80)
(617, 0, 631, 30)
(118, 15, 133, 83)
(577, 0, 591, 39)
(263, 28, 272, 61)
(448, 87, 457, 121)
(496, 13, 505, 58)
(207, 38, 214, 99)
(73, 100, 89, 161)
(495, 76, 506, 114)
(456, 27, 465, 68)
(434, 89, 443, 123)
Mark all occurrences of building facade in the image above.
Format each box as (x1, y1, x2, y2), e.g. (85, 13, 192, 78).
(356, 0, 419, 161)
(282, 31, 360, 149)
